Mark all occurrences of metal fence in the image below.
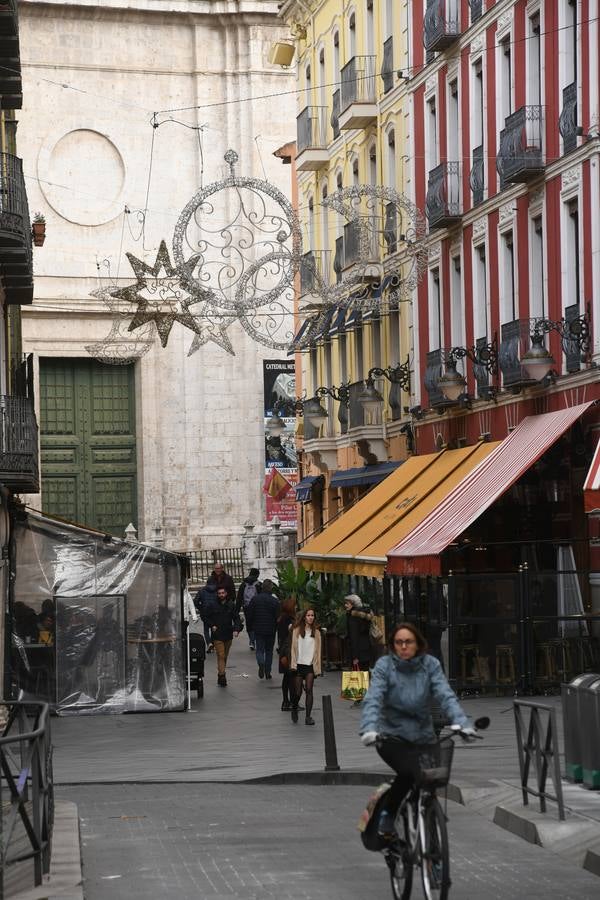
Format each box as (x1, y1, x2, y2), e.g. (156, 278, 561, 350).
(513, 700, 565, 820)
(0, 702, 53, 899)
(179, 548, 246, 585)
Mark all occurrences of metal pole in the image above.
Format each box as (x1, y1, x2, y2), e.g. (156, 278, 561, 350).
(322, 694, 340, 771)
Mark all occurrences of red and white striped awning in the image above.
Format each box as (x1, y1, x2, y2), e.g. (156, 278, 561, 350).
(584, 436, 600, 515)
(386, 402, 594, 576)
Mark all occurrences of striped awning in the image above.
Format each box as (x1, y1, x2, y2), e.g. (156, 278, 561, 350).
(387, 402, 595, 576)
(584, 436, 600, 515)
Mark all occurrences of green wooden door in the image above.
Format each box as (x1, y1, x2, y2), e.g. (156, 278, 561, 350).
(39, 359, 137, 536)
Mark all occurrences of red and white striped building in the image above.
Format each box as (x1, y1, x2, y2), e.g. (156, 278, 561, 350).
(408, 0, 600, 454)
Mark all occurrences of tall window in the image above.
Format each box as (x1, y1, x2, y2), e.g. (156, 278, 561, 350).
(448, 80, 459, 160)
(566, 198, 580, 309)
(308, 196, 315, 251)
(339, 333, 348, 383)
(389, 309, 400, 363)
(355, 328, 364, 379)
(528, 13, 541, 106)
(500, 231, 516, 323)
(426, 97, 437, 171)
(321, 183, 329, 262)
(371, 318, 382, 366)
(319, 47, 326, 109)
(450, 255, 464, 347)
(305, 64, 311, 103)
(352, 157, 359, 185)
(349, 12, 356, 58)
(472, 60, 484, 148)
(566, 0, 577, 85)
(429, 268, 442, 349)
(366, 0, 375, 56)
(500, 37, 512, 121)
(473, 243, 488, 339)
(333, 31, 340, 84)
(530, 216, 545, 318)
(385, 0, 393, 37)
(387, 129, 396, 187)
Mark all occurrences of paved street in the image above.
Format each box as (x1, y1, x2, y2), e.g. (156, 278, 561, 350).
(60, 782, 600, 900)
(49, 639, 600, 898)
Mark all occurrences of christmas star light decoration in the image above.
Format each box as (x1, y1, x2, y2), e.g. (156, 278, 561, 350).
(110, 241, 209, 348)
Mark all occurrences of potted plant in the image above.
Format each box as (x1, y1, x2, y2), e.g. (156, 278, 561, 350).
(275, 560, 319, 605)
(32, 213, 46, 247)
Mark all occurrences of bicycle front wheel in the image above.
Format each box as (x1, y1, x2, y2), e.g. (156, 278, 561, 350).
(387, 807, 413, 900)
(420, 797, 449, 900)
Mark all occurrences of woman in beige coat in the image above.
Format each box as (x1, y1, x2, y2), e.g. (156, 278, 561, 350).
(290, 608, 322, 725)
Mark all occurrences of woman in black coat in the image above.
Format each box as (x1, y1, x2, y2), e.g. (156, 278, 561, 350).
(276, 597, 296, 710)
(344, 594, 372, 671)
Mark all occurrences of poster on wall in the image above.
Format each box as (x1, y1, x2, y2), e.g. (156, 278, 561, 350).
(263, 361, 298, 528)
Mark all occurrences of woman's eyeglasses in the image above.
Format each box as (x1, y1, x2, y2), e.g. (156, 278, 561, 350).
(394, 638, 416, 647)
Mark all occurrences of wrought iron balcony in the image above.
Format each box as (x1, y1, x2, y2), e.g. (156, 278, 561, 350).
(469, 0, 483, 24)
(499, 319, 536, 390)
(496, 105, 544, 186)
(0, 395, 39, 493)
(381, 37, 394, 94)
(0, 153, 33, 305)
(0, 0, 21, 108)
(558, 82, 578, 155)
(348, 380, 366, 429)
(469, 145, 484, 206)
(339, 56, 377, 129)
(423, 0, 461, 53)
(426, 162, 461, 229)
(342, 218, 380, 269)
(331, 90, 340, 140)
(299, 250, 331, 296)
(296, 106, 329, 171)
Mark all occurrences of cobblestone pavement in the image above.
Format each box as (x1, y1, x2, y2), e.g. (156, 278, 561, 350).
(61, 783, 600, 900)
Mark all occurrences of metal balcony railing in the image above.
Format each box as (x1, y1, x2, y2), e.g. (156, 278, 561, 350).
(331, 89, 340, 140)
(296, 106, 329, 155)
(342, 218, 380, 267)
(424, 348, 448, 408)
(558, 82, 578, 155)
(426, 162, 461, 229)
(496, 105, 544, 185)
(340, 55, 377, 112)
(0, 702, 53, 897)
(299, 250, 332, 295)
(0, 152, 33, 303)
(348, 380, 366, 429)
(470, 144, 484, 206)
(499, 319, 535, 389)
(423, 0, 461, 53)
(381, 36, 394, 94)
(0, 395, 40, 492)
(384, 202, 397, 254)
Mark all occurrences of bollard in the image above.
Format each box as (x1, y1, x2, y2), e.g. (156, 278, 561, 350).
(322, 694, 340, 771)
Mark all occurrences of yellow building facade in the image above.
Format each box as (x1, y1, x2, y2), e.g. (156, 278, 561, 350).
(279, 0, 415, 542)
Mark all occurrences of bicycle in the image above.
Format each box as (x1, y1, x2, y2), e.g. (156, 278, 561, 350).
(376, 716, 489, 900)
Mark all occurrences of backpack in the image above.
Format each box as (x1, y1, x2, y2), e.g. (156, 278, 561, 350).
(243, 581, 258, 607)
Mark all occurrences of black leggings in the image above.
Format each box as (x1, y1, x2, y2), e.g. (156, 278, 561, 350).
(281, 670, 293, 704)
(377, 741, 420, 813)
(292, 672, 314, 717)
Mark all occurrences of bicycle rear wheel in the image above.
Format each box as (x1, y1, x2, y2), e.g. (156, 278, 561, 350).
(386, 807, 413, 900)
(420, 797, 449, 900)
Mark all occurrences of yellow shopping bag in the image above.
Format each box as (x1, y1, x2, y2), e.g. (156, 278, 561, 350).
(341, 669, 370, 702)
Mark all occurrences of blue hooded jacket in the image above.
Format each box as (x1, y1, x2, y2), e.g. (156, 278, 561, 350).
(360, 652, 469, 744)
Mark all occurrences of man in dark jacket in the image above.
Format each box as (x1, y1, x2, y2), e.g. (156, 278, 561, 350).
(245, 578, 280, 680)
(206, 563, 236, 602)
(236, 567, 261, 650)
(195, 582, 217, 653)
(203, 586, 242, 686)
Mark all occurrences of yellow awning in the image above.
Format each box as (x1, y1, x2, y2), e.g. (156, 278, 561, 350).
(297, 442, 500, 577)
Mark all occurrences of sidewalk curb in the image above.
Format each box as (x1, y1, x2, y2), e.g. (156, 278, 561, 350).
(9, 801, 84, 900)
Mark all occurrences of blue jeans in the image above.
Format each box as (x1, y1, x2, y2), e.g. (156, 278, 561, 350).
(254, 633, 275, 674)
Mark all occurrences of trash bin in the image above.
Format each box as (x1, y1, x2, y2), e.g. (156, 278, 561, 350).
(562, 673, 600, 782)
(581, 677, 600, 789)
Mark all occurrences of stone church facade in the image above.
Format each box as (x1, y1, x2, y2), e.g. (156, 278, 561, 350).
(18, 0, 295, 550)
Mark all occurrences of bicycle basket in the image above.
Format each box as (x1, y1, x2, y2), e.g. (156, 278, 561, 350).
(418, 737, 454, 787)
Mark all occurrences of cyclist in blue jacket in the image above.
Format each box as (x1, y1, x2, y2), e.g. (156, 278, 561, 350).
(360, 621, 473, 837)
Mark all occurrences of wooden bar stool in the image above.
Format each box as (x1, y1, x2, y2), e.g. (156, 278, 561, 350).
(535, 642, 556, 683)
(495, 644, 516, 686)
(459, 644, 485, 687)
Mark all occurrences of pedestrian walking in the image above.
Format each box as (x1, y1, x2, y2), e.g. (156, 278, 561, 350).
(290, 608, 322, 725)
(206, 562, 236, 602)
(236, 567, 261, 650)
(276, 597, 295, 711)
(245, 578, 280, 680)
(195, 582, 218, 652)
(344, 594, 373, 671)
(203, 586, 243, 687)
